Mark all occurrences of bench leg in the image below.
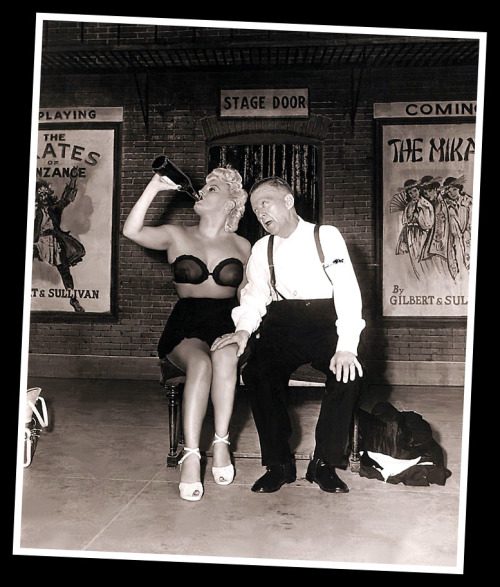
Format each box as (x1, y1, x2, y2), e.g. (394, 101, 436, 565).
(164, 383, 184, 467)
(349, 409, 361, 473)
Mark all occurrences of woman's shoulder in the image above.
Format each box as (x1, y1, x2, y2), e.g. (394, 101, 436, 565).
(231, 231, 251, 247)
(225, 232, 251, 260)
(165, 223, 196, 237)
(159, 223, 197, 249)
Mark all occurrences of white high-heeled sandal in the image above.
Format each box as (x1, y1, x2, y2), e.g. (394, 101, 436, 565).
(212, 433, 235, 486)
(178, 447, 204, 501)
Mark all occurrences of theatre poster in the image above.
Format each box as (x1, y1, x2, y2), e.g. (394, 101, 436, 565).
(32, 107, 122, 318)
(375, 102, 476, 319)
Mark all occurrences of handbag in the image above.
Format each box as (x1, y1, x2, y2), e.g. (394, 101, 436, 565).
(24, 387, 49, 467)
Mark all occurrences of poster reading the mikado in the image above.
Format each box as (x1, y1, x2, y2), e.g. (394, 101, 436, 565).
(32, 107, 121, 316)
(377, 102, 476, 318)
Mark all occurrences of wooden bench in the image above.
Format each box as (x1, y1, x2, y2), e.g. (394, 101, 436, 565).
(159, 357, 361, 471)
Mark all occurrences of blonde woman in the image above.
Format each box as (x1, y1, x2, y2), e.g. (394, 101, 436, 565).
(123, 167, 250, 501)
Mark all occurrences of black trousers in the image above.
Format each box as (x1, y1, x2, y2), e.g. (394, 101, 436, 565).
(242, 299, 365, 468)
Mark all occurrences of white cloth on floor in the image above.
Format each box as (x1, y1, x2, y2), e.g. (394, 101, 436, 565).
(362, 451, 425, 482)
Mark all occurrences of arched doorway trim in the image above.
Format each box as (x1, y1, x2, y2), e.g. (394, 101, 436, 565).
(200, 113, 333, 142)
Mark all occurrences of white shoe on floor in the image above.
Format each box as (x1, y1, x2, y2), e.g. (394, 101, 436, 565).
(212, 433, 235, 486)
(178, 447, 204, 501)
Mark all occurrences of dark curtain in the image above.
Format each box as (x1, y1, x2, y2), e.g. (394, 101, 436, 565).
(208, 144, 319, 244)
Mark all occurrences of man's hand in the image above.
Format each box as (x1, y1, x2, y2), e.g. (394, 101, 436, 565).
(211, 330, 250, 358)
(330, 351, 363, 383)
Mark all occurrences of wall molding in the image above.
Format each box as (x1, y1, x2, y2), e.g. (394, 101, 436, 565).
(200, 113, 333, 141)
(25, 354, 465, 387)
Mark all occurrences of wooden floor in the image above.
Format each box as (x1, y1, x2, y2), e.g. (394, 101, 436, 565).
(15, 377, 469, 573)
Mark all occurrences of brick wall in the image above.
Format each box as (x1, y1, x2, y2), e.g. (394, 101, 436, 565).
(28, 22, 478, 380)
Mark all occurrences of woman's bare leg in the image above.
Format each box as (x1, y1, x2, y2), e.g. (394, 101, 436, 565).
(210, 344, 239, 468)
(168, 339, 212, 484)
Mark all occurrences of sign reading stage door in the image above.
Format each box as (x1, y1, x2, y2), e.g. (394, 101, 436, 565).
(33, 107, 121, 317)
(220, 89, 309, 118)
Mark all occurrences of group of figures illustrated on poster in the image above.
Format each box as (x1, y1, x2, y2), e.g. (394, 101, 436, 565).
(391, 174, 472, 284)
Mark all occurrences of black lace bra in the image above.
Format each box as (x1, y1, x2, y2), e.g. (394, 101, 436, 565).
(172, 255, 244, 288)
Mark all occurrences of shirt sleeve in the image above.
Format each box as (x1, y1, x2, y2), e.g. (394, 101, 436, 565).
(232, 239, 272, 334)
(320, 225, 366, 355)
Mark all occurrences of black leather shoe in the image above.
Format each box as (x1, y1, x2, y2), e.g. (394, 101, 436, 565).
(251, 463, 296, 493)
(306, 458, 349, 493)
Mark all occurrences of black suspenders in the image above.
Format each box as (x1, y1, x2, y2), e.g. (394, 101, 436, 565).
(267, 234, 279, 298)
(267, 224, 333, 299)
(313, 223, 325, 263)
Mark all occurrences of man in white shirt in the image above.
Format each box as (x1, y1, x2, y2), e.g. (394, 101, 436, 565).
(211, 177, 366, 494)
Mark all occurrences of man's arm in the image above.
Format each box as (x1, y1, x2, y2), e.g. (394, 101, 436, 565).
(211, 239, 272, 356)
(321, 225, 365, 381)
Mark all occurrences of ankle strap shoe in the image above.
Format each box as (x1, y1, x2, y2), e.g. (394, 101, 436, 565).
(179, 447, 204, 501)
(212, 433, 235, 485)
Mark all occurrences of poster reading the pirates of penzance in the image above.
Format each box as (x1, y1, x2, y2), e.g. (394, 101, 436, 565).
(376, 102, 476, 319)
(32, 107, 121, 317)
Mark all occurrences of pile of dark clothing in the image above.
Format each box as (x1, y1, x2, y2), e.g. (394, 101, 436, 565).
(357, 402, 452, 486)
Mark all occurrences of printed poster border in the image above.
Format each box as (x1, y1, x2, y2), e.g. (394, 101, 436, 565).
(31, 120, 122, 323)
(374, 115, 474, 327)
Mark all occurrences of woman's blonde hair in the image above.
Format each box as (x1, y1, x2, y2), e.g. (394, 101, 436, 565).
(206, 167, 248, 233)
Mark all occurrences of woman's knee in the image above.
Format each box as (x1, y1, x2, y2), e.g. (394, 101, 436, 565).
(191, 352, 213, 374)
(211, 344, 239, 374)
(169, 339, 212, 375)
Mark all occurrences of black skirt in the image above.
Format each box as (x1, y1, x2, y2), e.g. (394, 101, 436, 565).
(157, 297, 239, 359)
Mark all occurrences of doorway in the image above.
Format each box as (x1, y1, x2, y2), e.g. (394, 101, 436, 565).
(208, 143, 320, 243)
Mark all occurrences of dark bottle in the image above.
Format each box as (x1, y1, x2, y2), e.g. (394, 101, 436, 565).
(152, 155, 201, 201)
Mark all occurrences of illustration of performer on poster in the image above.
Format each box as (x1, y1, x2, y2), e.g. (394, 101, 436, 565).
(382, 122, 475, 317)
(34, 170, 87, 312)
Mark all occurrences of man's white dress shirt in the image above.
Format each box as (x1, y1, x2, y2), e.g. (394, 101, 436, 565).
(232, 218, 365, 355)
